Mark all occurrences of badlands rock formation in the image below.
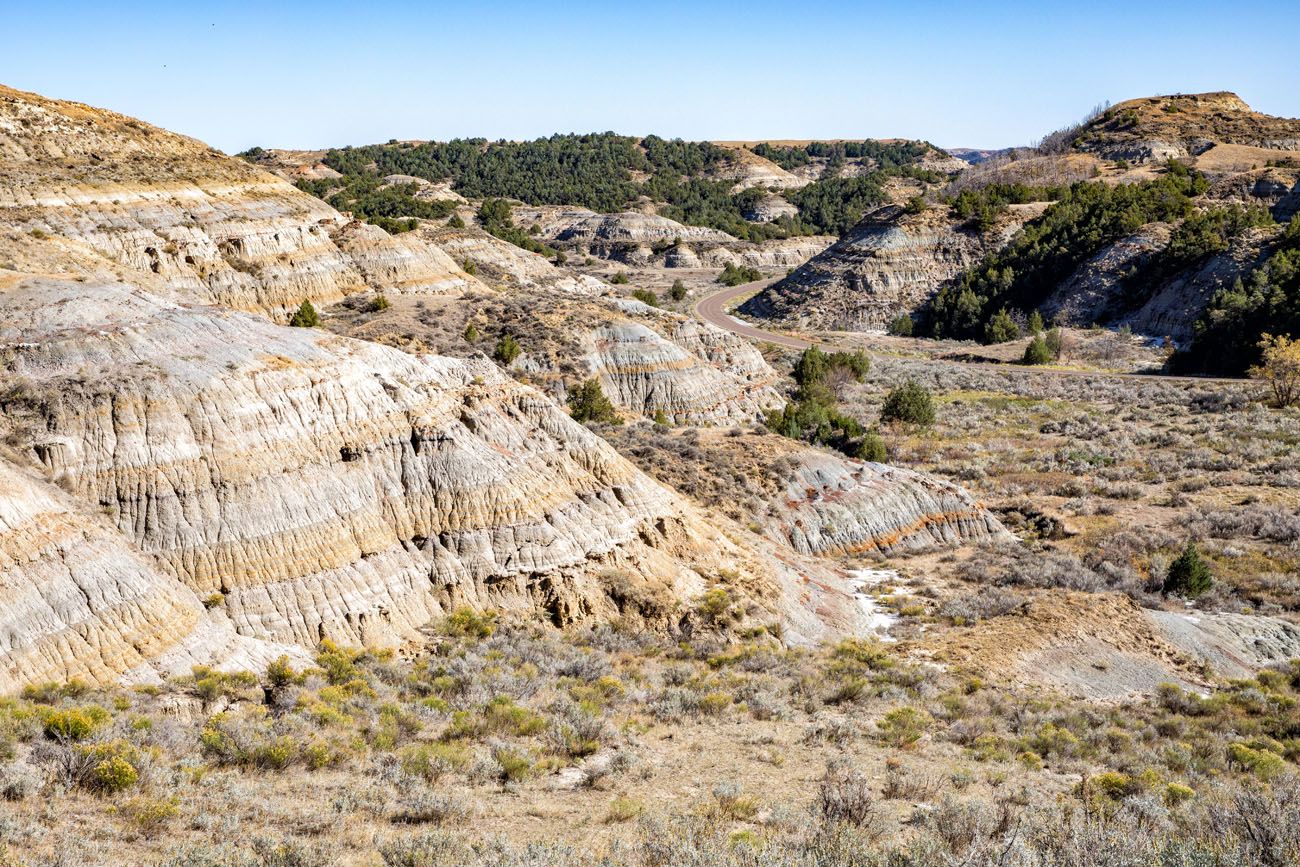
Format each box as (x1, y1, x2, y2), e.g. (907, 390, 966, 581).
(707, 145, 809, 191)
(0, 454, 202, 691)
(0, 275, 798, 652)
(0, 84, 1011, 693)
(740, 204, 1037, 331)
(419, 223, 606, 295)
(583, 313, 784, 425)
(742, 193, 800, 224)
(512, 206, 833, 270)
(532, 208, 733, 250)
(0, 442, 304, 692)
(1038, 225, 1175, 328)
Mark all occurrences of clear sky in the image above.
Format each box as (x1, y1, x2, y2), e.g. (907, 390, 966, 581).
(5, 0, 1298, 154)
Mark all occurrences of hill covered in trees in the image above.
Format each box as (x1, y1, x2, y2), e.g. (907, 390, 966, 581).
(289, 133, 951, 241)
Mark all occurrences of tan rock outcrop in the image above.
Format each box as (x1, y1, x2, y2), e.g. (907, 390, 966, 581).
(512, 206, 831, 272)
(0, 454, 202, 691)
(0, 451, 302, 691)
(421, 224, 605, 295)
(1, 275, 758, 649)
(330, 220, 481, 295)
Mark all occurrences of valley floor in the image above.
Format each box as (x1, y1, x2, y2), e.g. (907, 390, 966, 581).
(5, 618, 1300, 866)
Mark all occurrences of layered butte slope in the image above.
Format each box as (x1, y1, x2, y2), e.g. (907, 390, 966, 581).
(328, 222, 788, 427)
(0, 84, 477, 318)
(0, 275, 777, 650)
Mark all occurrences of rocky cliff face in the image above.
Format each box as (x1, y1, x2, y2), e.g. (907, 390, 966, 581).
(0, 449, 304, 692)
(740, 204, 1036, 331)
(420, 224, 605, 295)
(1, 276, 763, 650)
(0, 454, 203, 691)
(1038, 225, 1174, 328)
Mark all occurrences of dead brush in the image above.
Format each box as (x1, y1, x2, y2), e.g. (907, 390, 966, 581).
(705, 782, 760, 821)
(881, 760, 941, 800)
(816, 759, 877, 827)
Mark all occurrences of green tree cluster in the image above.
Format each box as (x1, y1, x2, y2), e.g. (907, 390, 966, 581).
(304, 133, 946, 243)
(886, 315, 914, 337)
(928, 166, 1208, 341)
(717, 263, 761, 286)
(493, 334, 521, 365)
(767, 347, 881, 460)
(288, 300, 319, 328)
(1163, 542, 1212, 597)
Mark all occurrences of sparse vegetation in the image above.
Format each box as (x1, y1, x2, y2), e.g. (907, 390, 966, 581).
(8, 620, 1300, 864)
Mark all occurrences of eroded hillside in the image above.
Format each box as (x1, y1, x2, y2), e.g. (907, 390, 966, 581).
(0, 85, 1008, 695)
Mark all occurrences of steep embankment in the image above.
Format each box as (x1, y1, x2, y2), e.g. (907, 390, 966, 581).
(0, 275, 771, 649)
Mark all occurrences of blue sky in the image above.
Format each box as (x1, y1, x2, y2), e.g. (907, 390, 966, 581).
(5, 0, 1298, 153)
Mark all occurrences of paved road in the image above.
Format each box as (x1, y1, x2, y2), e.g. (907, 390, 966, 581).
(692, 278, 813, 350)
(692, 278, 1246, 387)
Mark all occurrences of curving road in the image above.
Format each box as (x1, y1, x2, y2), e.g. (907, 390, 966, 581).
(692, 278, 813, 350)
(692, 278, 1246, 386)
